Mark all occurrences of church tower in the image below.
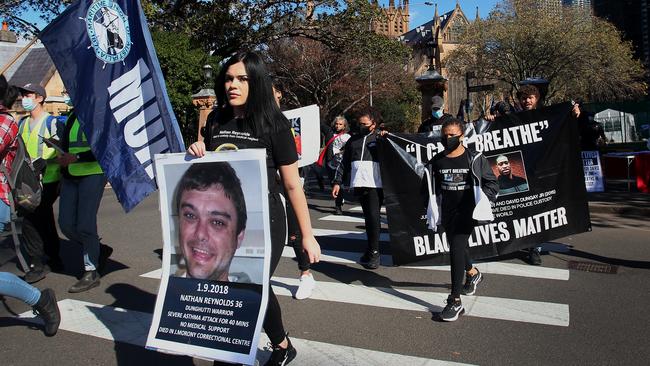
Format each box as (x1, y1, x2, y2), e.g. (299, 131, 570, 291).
(372, 0, 410, 38)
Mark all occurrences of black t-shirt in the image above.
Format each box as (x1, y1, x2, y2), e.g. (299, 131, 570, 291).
(207, 118, 298, 194)
(498, 174, 527, 188)
(431, 150, 475, 230)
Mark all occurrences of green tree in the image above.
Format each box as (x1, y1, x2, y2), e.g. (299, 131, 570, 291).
(0, 0, 69, 35)
(445, 0, 647, 105)
(151, 30, 219, 145)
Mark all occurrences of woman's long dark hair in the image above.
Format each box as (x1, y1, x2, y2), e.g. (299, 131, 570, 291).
(214, 52, 290, 135)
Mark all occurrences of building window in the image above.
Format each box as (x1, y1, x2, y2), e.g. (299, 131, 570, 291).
(447, 20, 464, 43)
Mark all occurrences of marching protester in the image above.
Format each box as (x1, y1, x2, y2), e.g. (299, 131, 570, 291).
(56, 95, 110, 293)
(517, 84, 544, 265)
(271, 79, 317, 300)
(321, 115, 351, 215)
(17, 83, 64, 272)
(1, 76, 49, 284)
(188, 51, 321, 365)
(0, 272, 60, 336)
(332, 107, 384, 270)
(418, 95, 454, 134)
(426, 118, 498, 321)
(1, 76, 60, 336)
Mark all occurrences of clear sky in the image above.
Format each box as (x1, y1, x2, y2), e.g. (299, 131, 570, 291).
(384, 0, 500, 26)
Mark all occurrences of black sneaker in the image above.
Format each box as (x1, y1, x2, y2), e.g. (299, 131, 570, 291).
(462, 268, 483, 296)
(264, 336, 297, 366)
(24, 264, 50, 284)
(440, 296, 465, 322)
(528, 248, 542, 266)
(334, 206, 343, 215)
(360, 251, 380, 270)
(69, 270, 100, 293)
(32, 288, 61, 336)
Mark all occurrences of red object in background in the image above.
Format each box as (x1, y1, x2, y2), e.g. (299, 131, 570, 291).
(294, 135, 301, 156)
(636, 153, 650, 193)
(602, 152, 650, 193)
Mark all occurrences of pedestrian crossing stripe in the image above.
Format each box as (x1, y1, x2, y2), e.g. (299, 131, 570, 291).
(140, 245, 569, 281)
(270, 276, 569, 327)
(320, 214, 389, 224)
(137, 267, 569, 327)
(19, 299, 475, 366)
(348, 206, 386, 214)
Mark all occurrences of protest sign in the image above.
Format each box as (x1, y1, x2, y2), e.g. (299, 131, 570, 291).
(283, 104, 320, 167)
(146, 149, 270, 365)
(380, 103, 591, 266)
(581, 151, 605, 192)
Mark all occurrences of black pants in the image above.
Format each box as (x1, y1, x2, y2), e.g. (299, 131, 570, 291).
(326, 166, 343, 208)
(264, 193, 289, 345)
(355, 187, 383, 253)
(448, 232, 473, 298)
(19, 216, 46, 268)
(286, 197, 309, 271)
(24, 182, 60, 262)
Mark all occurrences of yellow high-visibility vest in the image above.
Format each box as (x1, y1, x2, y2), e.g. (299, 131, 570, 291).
(18, 114, 60, 183)
(67, 115, 103, 176)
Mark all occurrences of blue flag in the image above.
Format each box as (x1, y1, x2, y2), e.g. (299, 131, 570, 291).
(40, 0, 185, 212)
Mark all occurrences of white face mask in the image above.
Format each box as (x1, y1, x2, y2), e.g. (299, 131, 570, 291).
(22, 97, 36, 111)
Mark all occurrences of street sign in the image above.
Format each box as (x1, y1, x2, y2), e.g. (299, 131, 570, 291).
(468, 84, 495, 93)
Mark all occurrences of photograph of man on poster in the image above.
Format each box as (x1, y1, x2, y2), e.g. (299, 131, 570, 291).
(174, 161, 251, 282)
(493, 153, 529, 195)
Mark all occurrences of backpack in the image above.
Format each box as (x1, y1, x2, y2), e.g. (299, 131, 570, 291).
(1, 135, 43, 212)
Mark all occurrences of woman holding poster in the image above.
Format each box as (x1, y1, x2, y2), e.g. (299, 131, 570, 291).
(188, 51, 321, 366)
(427, 118, 498, 322)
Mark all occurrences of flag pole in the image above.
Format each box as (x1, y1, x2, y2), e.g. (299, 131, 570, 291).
(0, 36, 39, 76)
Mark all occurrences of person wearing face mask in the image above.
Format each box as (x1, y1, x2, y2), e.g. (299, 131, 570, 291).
(332, 107, 384, 270)
(17, 83, 65, 276)
(418, 95, 454, 135)
(56, 91, 110, 293)
(426, 118, 498, 321)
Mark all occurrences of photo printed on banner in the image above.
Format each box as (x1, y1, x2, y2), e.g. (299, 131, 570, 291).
(146, 150, 270, 365)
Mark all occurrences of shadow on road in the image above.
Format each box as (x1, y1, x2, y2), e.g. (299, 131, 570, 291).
(97, 283, 201, 365)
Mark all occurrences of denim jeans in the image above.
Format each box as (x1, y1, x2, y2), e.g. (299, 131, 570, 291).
(0, 199, 10, 231)
(58, 174, 107, 271)
(0, 272, 40, 306)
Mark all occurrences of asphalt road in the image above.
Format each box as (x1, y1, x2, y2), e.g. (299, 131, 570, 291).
(0, 186, 648, 366)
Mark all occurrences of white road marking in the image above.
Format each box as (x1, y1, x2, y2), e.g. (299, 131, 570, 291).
(271, 277, 570, 327)
(19, 299, 474, 365)
(319, 215, 388, 224)
(140, 247, 569, 281)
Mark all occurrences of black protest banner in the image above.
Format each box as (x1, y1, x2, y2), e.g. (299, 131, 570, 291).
(379, 103, 591, 266)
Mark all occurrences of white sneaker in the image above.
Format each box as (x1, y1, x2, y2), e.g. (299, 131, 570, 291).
(294, 273, 316, 300)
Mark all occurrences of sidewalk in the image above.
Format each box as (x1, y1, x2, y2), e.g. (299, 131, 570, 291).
(588, 191, 650, 217)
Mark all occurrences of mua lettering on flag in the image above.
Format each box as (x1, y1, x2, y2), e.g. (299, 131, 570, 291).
(39, 0, 185, 212)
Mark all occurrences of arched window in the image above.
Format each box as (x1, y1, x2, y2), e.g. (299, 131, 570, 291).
(447, 19, 465, 43)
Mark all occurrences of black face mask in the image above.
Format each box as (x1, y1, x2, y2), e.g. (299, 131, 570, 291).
(442, 135, 461, 151)
(360, 125, 372, 135)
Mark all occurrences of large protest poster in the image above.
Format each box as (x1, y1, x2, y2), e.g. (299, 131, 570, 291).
(283, 104, 320, 167)
(582, 151, 605, 192)
(39, 0, 185, 212)
(146, 149, 270, 365)
(379, 103, 591, 266)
